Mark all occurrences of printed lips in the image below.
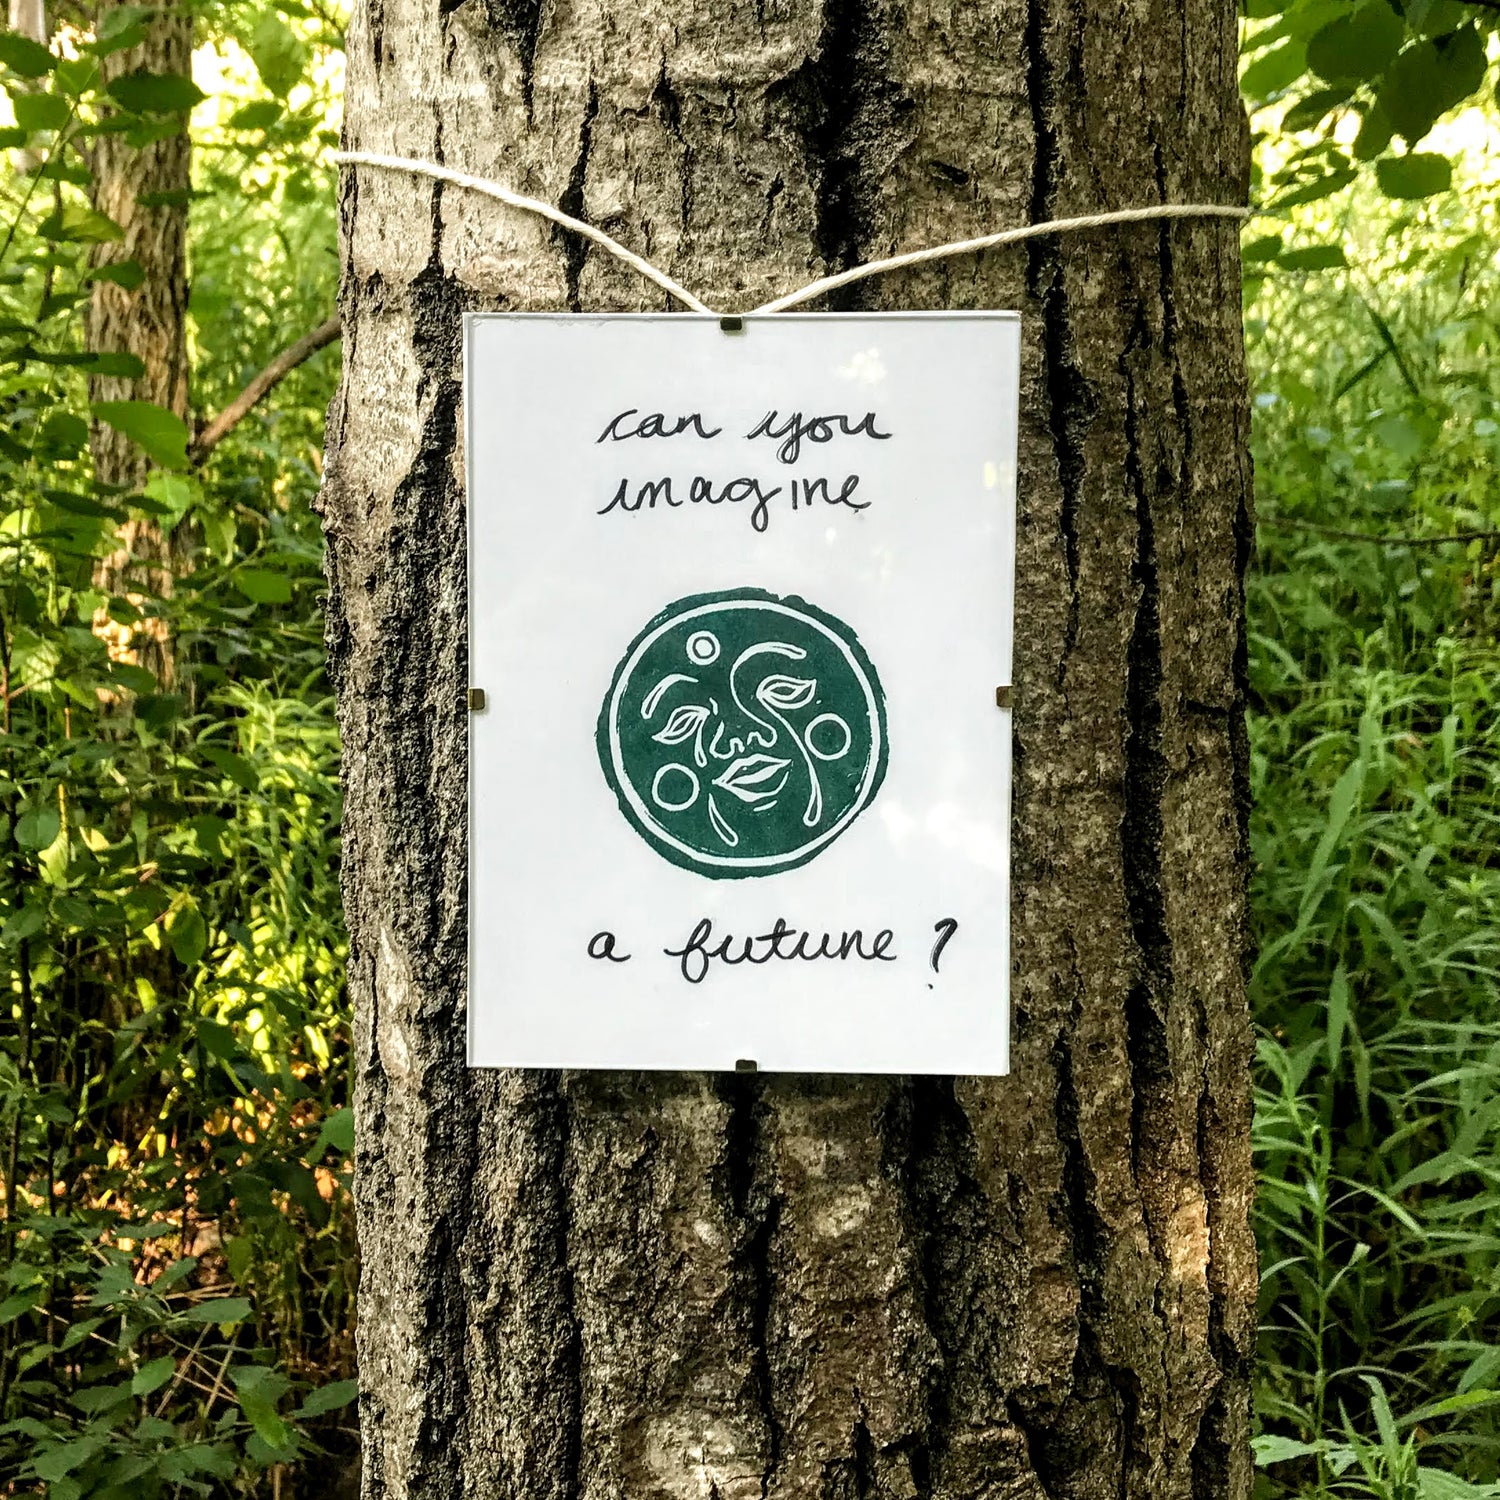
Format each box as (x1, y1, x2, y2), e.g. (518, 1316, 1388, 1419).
(713, 754, 791, 803)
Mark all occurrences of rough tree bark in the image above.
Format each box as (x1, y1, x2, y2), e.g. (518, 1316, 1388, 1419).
(321, 0, 1256, 1490)
(86, 0, 192, 684)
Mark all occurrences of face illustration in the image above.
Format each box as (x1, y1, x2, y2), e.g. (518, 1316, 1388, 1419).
(598, 589, 888, 877)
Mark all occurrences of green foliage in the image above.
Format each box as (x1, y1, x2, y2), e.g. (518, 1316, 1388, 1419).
(90, 401, 191, 469)
(1246, 153, 1500, 1495)
(1, 3, 353, 1494)
(1242, 0, 1496, 208)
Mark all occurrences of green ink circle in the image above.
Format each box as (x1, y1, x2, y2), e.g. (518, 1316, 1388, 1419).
(598, 588, 889, 878)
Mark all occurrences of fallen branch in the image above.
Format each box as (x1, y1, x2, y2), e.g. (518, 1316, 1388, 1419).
(191, 315, 341, 462)
(1258, 515, 1500, 548)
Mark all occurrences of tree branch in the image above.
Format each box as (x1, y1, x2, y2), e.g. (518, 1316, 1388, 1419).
(190, 316, 341, 462)
(1258, 514, 1500, 548)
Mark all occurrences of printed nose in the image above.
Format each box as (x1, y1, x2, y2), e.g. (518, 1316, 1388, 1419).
(709, 720, 763, 760)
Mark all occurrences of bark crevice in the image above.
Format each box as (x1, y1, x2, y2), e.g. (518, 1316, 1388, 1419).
(560, 83, 599, 312)
(1023, 0, 1091, 687)
(719, 1074, 785, 1498)
(481, 0, 542, 112)
(768, 0, 914, 302)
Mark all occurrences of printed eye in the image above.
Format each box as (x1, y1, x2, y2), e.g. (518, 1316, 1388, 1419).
(757, 675, 817, 711)
(652, 704, 710, 745)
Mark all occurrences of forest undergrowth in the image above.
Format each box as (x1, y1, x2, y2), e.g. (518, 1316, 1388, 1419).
(1247, 155, 1500, 1497)
(0, 5, 1497, 1496)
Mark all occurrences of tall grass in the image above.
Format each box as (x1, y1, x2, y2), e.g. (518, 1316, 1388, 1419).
(1247, 167, 1500, 1496)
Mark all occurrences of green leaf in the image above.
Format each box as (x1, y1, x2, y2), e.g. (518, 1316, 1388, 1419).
(181, 1296, 252, 1324)
(1279, 244, 1347, 270)
(111, 1225, 178, 1249)
(296, 1379, 358, 1419)
(16, 803, 61, 850)
(1353, 100, 1395, 160)
(160, 1444, 237, 1481)
(91, 400, 189, 469)
(143, 470, 200, 528)
(197, 1018, 238, 1062)
(85, 351, 148, 378)
(39, 410, 90, 453)
(1, 901, 46, 948)
(1281, 85, 1355, 133)
(92, 4, 150, 54)
(1370, 411, 1431, 457)
(138, 187, 194, 208)
(47, 489, 119, 518)
(40, 205, 124, 243)
(34, 1433, 110, 1482)
(105, 68, 205, 114)
(0, 1288, 45, 1324)
(1326, 963, 1351, 1067)
(198, 745, 260, 791)
(0, 32, 56, 77)
(1254, 1435, 1331, 1466)
(1429, 24, 1487, 104)
(1270, 167, 1356, 209)
(1379, 30, 1485, 143)
(315, 1106, 354, 1158)
(247, 14, 307, 97)
(12, 91, 69, 131)
(73, 1380, 134, 1413)
(60, 1316, 104, 1350)
(1411, 0, 1469, 34)
(108, 662, 157, 694)
(1242, 40, 1308, 99)
(233, 1364, 292, 1450)
(236, 568, 293, 605)
(1243, 233, 1284, 264)
(167, 905, 207, 967)
(1306, 2, 1403, 83)
(53, 54, 99, 93)
(1376, 152, 1452, 198)
(201, 507, 236, 561)
(1416, 1469, 1500, 1500)
(102, 1454, 157, 1487)
(1363, 1375, 1401, 1453)
(87, 260, 145, 290)
(131, 1355, 177, 1396)
(136, 691, 183, 730)
(228, 99, 283, 130)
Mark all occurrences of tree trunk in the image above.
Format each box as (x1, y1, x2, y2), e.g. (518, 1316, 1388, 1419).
(86, 0, 192, 685)
(321, 0, 1256, 1490)
(7, 0, 45, 41)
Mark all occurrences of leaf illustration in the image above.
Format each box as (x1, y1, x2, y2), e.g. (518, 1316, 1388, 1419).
(758, 674, 816, 711)
(652, 703, 709, 746)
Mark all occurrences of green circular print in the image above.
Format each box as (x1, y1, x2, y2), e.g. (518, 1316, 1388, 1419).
(598, 589, 889, 878)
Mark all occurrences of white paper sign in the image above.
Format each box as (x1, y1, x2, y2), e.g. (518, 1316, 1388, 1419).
(465, 313, 1020, 1074)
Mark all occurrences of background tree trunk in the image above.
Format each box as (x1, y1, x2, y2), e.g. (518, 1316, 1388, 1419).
(7, 0, 45, 41)
(87, 0, 192, 684)
(322, 0, 1256, 1490)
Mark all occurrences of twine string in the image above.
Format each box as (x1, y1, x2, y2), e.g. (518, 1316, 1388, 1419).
(334, 150, 1251, 316)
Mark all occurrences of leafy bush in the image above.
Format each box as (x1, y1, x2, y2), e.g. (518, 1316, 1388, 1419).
(0, 8, 355, 1494)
